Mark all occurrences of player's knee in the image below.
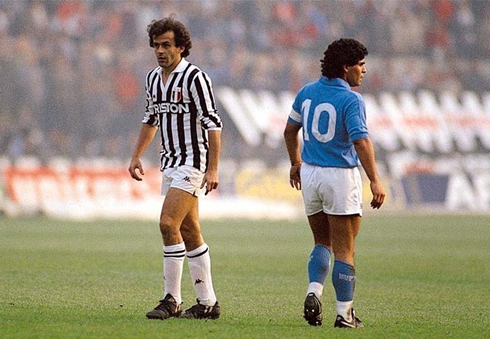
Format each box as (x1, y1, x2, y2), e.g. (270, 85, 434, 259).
(159, 217, 179, 236)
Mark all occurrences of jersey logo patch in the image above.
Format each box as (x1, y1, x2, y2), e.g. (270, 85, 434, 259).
(171, 87, 182, 103)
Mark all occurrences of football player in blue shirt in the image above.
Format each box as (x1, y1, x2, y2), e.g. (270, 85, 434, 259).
(284, 38, 386, 328)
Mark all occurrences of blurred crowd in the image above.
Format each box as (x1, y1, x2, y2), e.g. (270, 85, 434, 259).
(1, 0, 489, 164)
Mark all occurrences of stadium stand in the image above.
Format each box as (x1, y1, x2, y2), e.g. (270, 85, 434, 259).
(1, 1, 489, 216)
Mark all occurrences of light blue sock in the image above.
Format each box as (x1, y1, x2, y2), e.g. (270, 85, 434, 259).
(332, 260, 356, 301)
(308, 245, 331, 284)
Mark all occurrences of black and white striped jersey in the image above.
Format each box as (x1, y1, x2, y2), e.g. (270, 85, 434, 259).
(142, 58, 222, 172)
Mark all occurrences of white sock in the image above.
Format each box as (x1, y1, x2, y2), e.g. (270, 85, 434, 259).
(307, 282, 324, 299)
(163, 242, 185, 304)
(336, 300, 353, 321)
(186, 243, 217, 306)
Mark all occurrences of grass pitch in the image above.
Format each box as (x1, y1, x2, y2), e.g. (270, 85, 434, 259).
(1, 214, 489, 338)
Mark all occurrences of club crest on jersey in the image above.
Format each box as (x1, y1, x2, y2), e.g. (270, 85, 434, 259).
(171, 87, 182, 103)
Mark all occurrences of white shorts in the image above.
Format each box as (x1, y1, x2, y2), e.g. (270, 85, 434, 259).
(300, 163, 363, 216)
(161, 165, 205, 197)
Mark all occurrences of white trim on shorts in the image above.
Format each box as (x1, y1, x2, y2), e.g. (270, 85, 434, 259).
(300, 162, 363, 216)
(161, 165, 205, 197)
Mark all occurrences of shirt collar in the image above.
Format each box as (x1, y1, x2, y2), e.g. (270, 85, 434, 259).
(174, 58, 189, 73)
(159, 58, 189, 74)
(320, 76, 350, 89)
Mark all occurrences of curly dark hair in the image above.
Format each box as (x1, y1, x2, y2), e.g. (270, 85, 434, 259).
(320, 38, 368, 79)
(147, 16, 192, 58)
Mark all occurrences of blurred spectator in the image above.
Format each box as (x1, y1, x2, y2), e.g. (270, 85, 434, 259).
(451, 0, 478, 58)
(476, 1, 490, 56)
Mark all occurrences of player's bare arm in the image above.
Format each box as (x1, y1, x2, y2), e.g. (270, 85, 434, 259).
(128, 124, 158, 181)
(201, 130, 221, 195)
(353, 137, 386, 209)
(284, 122, 303, 190)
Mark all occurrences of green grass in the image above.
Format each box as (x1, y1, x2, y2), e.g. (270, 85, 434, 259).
(1, 214, 489, 338)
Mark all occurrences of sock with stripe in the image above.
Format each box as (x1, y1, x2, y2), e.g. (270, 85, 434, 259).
(163, 242, 185, 304)
(186, 243, 217, 306)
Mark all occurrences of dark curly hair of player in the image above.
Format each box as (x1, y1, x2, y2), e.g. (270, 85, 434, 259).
(320, 38, 368, 79)
(147, 16, 192, 58)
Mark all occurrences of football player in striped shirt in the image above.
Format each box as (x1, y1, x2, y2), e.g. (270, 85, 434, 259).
(284, 39, 386, 328)
(129, 16, 222, 320)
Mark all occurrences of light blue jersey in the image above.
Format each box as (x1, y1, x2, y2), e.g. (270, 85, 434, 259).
(288, 77, 369, 168)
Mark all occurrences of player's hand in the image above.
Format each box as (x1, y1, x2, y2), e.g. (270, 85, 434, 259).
(201, 169, 219, 195)
(289, 163, 302, 190)
(370, 180, 386, 209)
(128, 157, 144, 181)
